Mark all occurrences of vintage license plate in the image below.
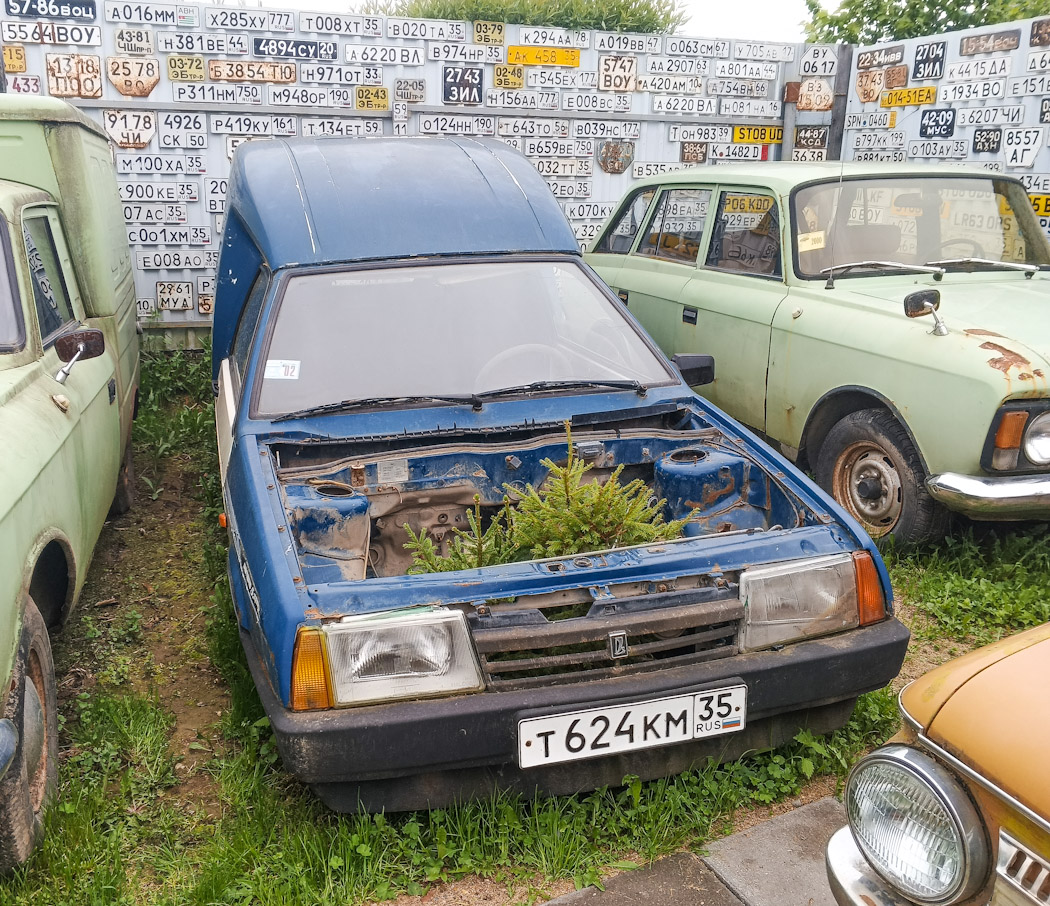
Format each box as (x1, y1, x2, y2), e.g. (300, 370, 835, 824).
(733, 41, 793, 62)
(652, 94, 716, 115)
(637, 74, 703, 93)
(46, 53, 101, 97)
(157, 110, 206, 148)
(665, 36, 728, 57)
(1009, 73, 1050, 96)
(801, 44, 838, 77)
(532, 157, 591, 177)
(563, 201, 614, 220)
(544, 178, 590, 198)
(299, 12, 381, 36)
(940, 79, 1005, 102)
(710, 142, 765, 160)
(128, 224, 210, 245)
(2, 21, 100, 43)
(8, 74, 40, 92)
(158, 30, 246, 54)
(523, 137, 592, 156)
(715, 59, 777, 80)
(344, 43, 424, 66)
(517, 26, 588, 48)
(386, 17, 464, 40)
(172, 82, 262, 104)
(120, 179, 197, 202)
(572, 119, 639, 139)
(116, 151, 205, 174)
(2, 43, 26, 71)
(719, 97, 781, 117)
(519, 685, 746, 768)
(565, 91, 630, 112)
(430, 42, 503, 64)
(733, 124, 783, 143)
(707, 78, 768, 97)
(648, 56, 709, 76)
(417, 113, 494, 135)
(105, 2, 197, 27)
(499, 116, 569, 137)
(205, 8, 292, 31)
(204, 176, 226, 213)
(493, 63, 523, 89)
(156, 280, 192, 311)
(166, 53, 205, 80)
(300, 116, 382, 137)
(301, 63, 382, 85)
(394, 77, 425, 101)
(792, 147, 827, 161)
(103, 107, 156, 147)
(669, 123, 731, 143)
(907, 139, 968, 159)
(209, 113, 288, 135)
(946, 57, 1009, 81)
(795, 125, 829, 148)
(632, 160, 694, 178)
(594, 31, 659, 53)
(880, 86, 937, 107)
(114, 25, 154, 54)
(845, 111, 896, 130)
(443, 64, 482, 104)
(573, 221, 602, 242)
(472, 20, 503, 44)
(1004, 127, 1043, 168)
(252, 36, 336, 60)
(486, 89, 558, 110)
(912, 40, 946, 80)
(106, 55, 160, 96)
(854, 130, 906, 149)
(5, 0, 96, 19)
(506, 45, 580, 67)
(122, 202, 186, 223)
(209, 59, 296, 82)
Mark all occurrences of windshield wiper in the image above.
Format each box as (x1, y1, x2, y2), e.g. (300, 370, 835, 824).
(820, 260, 946, 288)
(923, 257, 1040, 278)
(272, 394, 483, 422)
(475, 379, 647, 401)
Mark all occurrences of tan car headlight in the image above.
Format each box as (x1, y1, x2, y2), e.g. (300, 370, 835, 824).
(846, 745, 989, 904)
(324, 608, 484, 706)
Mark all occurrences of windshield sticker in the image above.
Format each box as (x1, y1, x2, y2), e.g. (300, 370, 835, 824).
(798, 231, 826, 252)
(265, 360, 300, 380)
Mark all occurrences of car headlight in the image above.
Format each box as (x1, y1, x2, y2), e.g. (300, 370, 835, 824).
(1024, 411, 1050, 465)
(739, 551, 884, 651)
(320, 608, 484, 707)
(846, 745, 989, 904)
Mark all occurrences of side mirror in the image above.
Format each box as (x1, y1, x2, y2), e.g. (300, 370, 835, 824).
(672, 353, 715, 387)
(54, 327, 105, 384)
(904, 289, 940, 318)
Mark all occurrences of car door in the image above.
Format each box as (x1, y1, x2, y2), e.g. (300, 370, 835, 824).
(20, 204, 120, 544)
(675, 187, 790, 433)
(588, 184, 714, 353)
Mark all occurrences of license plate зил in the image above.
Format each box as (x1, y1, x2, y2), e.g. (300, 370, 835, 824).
(518, 685, 747, 768)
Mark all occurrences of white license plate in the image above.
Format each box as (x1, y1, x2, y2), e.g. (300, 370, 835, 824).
(518, 684, 747, 768)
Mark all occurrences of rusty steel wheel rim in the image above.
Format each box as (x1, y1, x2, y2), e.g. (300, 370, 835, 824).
(832, 441, 903, 537)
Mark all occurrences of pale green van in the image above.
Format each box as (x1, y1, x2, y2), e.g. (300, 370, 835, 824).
(586, 162, 1050, 543)
(0, 96, 139, 870)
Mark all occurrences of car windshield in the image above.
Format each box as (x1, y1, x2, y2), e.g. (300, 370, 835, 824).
(792, 176, 1050, 278)
(256, 258, 675, 417)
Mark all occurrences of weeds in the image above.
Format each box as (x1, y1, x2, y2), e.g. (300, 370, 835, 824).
(884, 526, 1050, 643)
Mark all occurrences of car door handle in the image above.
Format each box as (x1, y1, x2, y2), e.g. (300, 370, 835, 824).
(617, 290, 629, 306)
(682, 307, 698, 325)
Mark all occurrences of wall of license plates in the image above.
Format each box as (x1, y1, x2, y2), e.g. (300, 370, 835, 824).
(844, 14, 1050, 235)
(0, 4, 846, 329)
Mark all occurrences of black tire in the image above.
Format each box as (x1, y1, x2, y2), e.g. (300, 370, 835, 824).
(814, 408, 949, 544)
(0, 599, 58, 873)
(109, 440, 135, 517)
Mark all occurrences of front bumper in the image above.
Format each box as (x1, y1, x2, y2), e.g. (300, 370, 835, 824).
(243, 616, 909, 812)
(925, 472, 1050, 519)
(826, 826, 914, 906)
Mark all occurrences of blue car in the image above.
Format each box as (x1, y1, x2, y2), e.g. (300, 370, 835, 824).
(212, 136, 908, 812)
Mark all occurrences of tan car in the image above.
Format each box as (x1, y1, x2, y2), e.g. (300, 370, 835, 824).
(826, 623, 1050, 905)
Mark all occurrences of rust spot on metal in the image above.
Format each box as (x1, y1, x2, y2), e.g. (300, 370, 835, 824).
(980, 341, 1030, 374)
(1019, 372, 1034, 381)
(1036, 370, 1045, 378)
(351, 466, 366, 487)
(966, 328, 1005, 337)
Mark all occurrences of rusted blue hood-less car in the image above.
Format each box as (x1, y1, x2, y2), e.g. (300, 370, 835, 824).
(213, 137, 908, 811)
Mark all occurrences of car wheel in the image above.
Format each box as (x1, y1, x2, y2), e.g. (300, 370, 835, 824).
(109, 441, 135, 517)
(815, 408, 948, 543)
(0, 599, 58, 873)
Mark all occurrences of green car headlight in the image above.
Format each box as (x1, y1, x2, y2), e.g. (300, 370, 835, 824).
(1023, 411, 1050, 465)
(846, 745, 989, 904)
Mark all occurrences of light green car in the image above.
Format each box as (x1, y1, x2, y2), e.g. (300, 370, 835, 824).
(585, 162, 1050, 543)
(0, 97, 139, 871)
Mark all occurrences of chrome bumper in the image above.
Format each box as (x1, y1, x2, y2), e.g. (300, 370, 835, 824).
(826, 826, 914, 906)
(925, 472, 1050, 519)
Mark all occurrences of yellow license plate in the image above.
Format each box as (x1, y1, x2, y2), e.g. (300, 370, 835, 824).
(732, 125, 783, 144)
(1030, 194, 1050, 217)
(3, 44, 26, 73)
(506, 45, 580, 67)
(880, 86, 937, 107)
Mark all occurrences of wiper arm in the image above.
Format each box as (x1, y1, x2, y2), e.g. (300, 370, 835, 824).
(476, 379, 647, 400)
(820, 260, 946, 288)
(272, 394, 482, 422)
(924, 257, 1039, 278)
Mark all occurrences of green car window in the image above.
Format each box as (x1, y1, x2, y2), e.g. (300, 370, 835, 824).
(593, 188, 656, 254)
(637, 188, 711, 264)
(705, 192, 782, 277)
(22, 215, 76, 344)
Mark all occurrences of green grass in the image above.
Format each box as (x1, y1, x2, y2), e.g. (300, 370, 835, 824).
(884, 526, 1050, 643)
(6, 343, 1024, 904)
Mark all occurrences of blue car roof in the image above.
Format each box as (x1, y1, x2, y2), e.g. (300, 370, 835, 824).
(226, 136, 580, 268)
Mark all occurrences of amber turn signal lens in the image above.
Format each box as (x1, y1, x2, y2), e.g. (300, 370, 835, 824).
(994, 411, 1029, 450)
(853, 551, 886, 626)
(291, 627, 331, 711)
(218, 513, 227, 529)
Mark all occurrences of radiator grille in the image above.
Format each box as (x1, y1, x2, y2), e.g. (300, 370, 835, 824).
(998, 831, 1050, 904)
(468, 584, 742, 691)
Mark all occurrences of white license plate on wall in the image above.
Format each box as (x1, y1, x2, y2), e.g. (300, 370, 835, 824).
(518, 684, 746, 768)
